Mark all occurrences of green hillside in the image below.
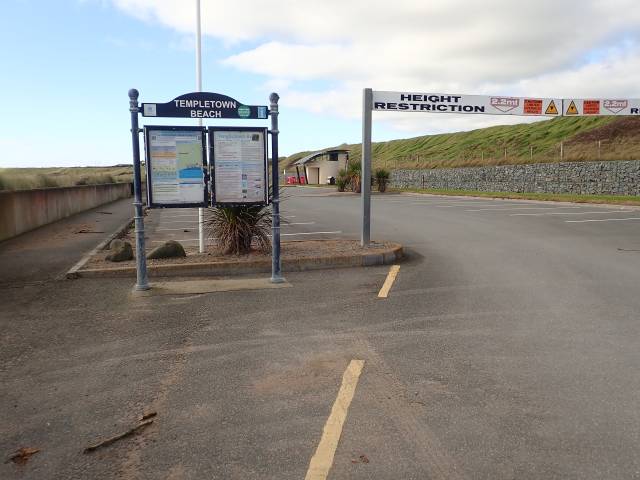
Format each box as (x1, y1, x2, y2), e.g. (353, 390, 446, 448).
(284, 117, 640, 171)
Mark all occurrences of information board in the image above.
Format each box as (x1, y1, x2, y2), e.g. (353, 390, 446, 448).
(144, 126, 207, 208)
(210, 127, 268, 205)
(372, 91, 562, 116)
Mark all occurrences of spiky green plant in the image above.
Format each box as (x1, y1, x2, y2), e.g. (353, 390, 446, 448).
(205, 205, 272, 255)
(336, 168, 349, 192)
(347, 161, 362, 193)
(375, 168, 390, 192)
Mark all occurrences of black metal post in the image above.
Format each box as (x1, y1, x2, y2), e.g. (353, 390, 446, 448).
(269, 93, 284, 283)
(128, 89, 150, 291)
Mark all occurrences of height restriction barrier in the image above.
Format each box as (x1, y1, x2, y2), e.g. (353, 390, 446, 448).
(360, 90, 640, 246)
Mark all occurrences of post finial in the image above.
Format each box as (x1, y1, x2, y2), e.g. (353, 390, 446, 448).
(129, 89, 140, 112)
(269, 92, 279, 105)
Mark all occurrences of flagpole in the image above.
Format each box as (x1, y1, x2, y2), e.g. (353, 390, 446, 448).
(195, 0, 205, 253)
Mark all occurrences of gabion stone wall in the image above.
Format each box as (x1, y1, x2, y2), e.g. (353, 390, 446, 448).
(390, 160, 640, 196)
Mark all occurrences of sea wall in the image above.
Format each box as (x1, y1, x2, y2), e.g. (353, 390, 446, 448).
(0, 183, 132, 242)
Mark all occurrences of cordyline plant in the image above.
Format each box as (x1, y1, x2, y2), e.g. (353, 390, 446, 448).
(375, 168, 390, 192)
(205, 204, 272, 255)
(347, 161, 362, 193)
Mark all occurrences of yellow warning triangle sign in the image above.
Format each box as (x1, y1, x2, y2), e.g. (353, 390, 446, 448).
(545, 100, 558, 115)
(565, 100, 578, 115)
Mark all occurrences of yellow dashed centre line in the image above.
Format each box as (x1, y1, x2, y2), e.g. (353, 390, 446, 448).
(378, 265, 401, 298)
(305, 359, 365, 480)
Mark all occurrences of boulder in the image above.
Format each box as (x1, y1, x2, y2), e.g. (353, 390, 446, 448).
(108, 239, 125, 251)
(105, 240, 133, 262)
(147, 240, 186, 259)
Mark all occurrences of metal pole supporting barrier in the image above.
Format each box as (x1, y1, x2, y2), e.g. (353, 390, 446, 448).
(269, 92, 284, 283)
(361, 88, 373, 247)
(128, 89, 150, 291)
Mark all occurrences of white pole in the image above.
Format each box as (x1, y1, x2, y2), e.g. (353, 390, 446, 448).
(196, 0, 205, 253)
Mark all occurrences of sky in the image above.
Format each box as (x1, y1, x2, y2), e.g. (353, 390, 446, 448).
(2, 0, 640, 167)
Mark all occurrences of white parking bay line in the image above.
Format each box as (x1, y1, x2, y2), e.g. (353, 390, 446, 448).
(156, 227, 198, 231)
(437, 203, 524, 208)
(280, 231, 342, 237)
(156, 220, 201, 224)
(512, 210, 635, 217)
(151, 239, 214, 244)
(407, 202, 522, 207)
(566, 217, 640, 223)
(466, 206, 581, 212)
(151, 231, 343, 242)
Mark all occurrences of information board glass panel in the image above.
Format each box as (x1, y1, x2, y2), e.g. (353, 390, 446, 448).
(211, 127, 268, 205)
(144, 126, 207, 208)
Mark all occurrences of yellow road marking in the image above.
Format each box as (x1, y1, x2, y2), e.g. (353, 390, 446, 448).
(305, 359, 365, 480)
(378, 265, 401, 298)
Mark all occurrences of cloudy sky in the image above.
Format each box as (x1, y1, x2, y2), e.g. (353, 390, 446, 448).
(2, 0, 640, 167)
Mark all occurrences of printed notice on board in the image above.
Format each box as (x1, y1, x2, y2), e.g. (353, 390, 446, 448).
(213, 130, 267, 204)
(147, 130, 205, 205)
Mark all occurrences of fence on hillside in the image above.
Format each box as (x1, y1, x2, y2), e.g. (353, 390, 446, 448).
(378, 140, 640, 170)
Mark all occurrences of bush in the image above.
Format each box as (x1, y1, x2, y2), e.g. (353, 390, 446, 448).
(205, 204, 272, 255)
(336, 168, 349, 192)
(75, 174, 116, 186)
(347, 161, 362, 193)
(375, 168, 390, 192)
(37, 174, 61, 188)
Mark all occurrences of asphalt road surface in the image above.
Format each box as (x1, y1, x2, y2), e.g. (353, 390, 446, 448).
(1, 188, 639, 479)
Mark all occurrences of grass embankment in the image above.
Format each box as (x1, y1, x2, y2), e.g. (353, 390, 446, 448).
(0, 166, 136, 191)
(394, 188, 640, 206)
(284, 117, 640, 171)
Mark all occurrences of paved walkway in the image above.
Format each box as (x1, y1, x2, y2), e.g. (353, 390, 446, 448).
(0, 196, 134, 286)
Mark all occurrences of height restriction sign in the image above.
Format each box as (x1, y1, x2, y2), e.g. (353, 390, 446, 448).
(372, 91, 561, 116)
(359, 88, 640, 248)
(563, 98, 640, 116)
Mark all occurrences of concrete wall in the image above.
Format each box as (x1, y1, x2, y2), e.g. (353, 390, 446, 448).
(391, 160, 640, 196)
(0, 183, 132, 242)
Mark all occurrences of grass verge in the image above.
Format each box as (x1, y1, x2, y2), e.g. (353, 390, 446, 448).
(0, 166, 137, 191)
(394, 187, 640, 206)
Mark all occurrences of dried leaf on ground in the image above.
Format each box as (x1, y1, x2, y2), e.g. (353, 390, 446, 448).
(5, 447, 40, 465)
